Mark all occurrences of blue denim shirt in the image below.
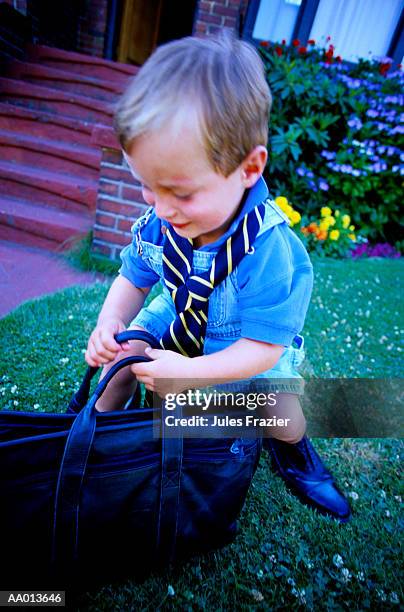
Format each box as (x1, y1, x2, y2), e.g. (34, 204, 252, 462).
(120, 177, 313, 348)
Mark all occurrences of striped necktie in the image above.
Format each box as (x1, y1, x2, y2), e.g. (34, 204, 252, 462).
(160, 202, 266, 357)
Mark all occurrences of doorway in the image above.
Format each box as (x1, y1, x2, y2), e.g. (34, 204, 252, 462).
(117, 0, 198, 65)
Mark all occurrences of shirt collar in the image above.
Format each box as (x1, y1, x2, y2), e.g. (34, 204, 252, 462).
(198, 175, 269, 251)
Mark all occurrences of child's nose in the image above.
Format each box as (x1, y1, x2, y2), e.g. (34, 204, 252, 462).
(154, 196, 177, 221)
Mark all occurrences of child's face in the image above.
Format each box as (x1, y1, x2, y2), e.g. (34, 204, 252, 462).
(125, 112, 249, 247)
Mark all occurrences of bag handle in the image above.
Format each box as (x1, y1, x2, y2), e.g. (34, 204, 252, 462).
(67, 330, 161, 413)
(52, 330, 160, 565)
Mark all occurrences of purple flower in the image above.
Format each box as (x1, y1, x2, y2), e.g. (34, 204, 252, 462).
(367, 109, 379, 118)
(348, 117, 363, 131)
(321, 150, 336, 160)
(350, 243, 401, 259)
(297, 167, 306, 176)
(319, 180, 329, 191)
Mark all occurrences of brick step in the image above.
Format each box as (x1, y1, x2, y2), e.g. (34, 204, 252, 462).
(0, 78, 113, 124)
(0, 103, 94, 146)
(27, 44, 138, 83)
(0, 160, 97, 212)
(8, 60, 124, 103)
(0, 195, 94, 250)
(0, 129, 101, 179)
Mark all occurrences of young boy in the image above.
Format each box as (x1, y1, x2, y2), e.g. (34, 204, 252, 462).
(86, 35, 350, 521)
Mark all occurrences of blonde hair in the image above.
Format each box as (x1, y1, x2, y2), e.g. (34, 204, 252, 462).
(114, 33, 272, 177)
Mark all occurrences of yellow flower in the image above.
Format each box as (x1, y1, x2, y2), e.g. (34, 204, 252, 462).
(329, 229, 340, 240)
(349, 224, 355, 231)
(321, 206, 332, 217)
(348, 233, 356, 241)
(320, 219, 330, 231)
(275, 196, 289, 211)
(325, 215, 336, 226)
(334, 210, 340, 217)
(290, 210, 301, 225)
(342, 214, 351, 229)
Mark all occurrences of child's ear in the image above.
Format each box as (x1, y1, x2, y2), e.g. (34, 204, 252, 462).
(241, 146, 268, 187)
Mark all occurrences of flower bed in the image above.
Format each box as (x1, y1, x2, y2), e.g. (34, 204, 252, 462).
(259, 37, 403, 254)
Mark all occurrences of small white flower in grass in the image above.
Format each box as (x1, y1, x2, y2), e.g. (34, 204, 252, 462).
(385, 510, 390, 517)
(380, 490, 386, 499)
(376, 589, 387, 602)
(11, 385, 17, 394)
(59, 358, 69, 365)
(341, 568, 351, 583)
(356, 571, 365, 582)
(269, 554, 277, 563)
(257, 569, 264, 578)
(348, 491, 359, 500)
(68, 315, 74, 320)
(13, 400, 19, 406)
(389, 592, 400, 604)
(167, 585, 175, 597)
(33, 404, 40, 410)
(81, 349, 86, 354)
(365, 310, 370, 318)
(251, 589, 264, 602)
(394, 495, 402, 502)
(333, 554, 344, 568)
(287, 577, 296, 586)
(60, 382, 65, 387)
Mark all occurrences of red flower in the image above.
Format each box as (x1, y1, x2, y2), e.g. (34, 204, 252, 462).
(379, 62, 390, 76)
(275, 46, 283, 57)
(259, 40, 269, 47)
(336, 55, 342, 63)
(298, 46, 307, 55)
(281, 39, 286, 45)
(308, 39, 315, 45)
(292, 39, 300, 47)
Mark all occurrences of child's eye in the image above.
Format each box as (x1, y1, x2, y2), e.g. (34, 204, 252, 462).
(174, 194, 193, 201)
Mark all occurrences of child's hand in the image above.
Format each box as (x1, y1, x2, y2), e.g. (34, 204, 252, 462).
(131, 348, 195, 397)
(85, 318, 130, 367)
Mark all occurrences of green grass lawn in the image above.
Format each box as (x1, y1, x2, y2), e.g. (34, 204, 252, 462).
(0, 258, 403, 610)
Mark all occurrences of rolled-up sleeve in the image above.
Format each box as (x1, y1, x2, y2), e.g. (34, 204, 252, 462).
(119, 211, 161, 288)
(237, 224, 313, 346)
(119, 238, 159, 288)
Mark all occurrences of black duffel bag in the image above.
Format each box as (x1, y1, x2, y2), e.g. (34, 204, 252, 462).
(0, 330, 261, 587)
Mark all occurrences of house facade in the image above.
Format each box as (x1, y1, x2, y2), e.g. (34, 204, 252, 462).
(1, 0, 403, 260)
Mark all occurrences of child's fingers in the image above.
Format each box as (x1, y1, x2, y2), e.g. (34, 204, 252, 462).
(88, 336, 119, 363)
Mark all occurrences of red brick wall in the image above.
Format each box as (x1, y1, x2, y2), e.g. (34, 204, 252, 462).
(194, 0, 245, 36)
(77, 0, 108, 57)
(92, 145, 148, 260)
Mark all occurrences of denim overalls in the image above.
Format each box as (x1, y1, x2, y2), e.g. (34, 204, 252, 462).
(132, 200, 306, 394)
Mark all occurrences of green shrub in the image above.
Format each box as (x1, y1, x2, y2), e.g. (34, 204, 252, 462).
(259, 39, 404, 243)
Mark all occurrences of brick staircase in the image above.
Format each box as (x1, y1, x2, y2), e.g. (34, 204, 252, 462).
(0, 44, 137, 250)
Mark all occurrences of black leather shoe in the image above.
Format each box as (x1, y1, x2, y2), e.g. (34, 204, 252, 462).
(264, 436, 351, 522)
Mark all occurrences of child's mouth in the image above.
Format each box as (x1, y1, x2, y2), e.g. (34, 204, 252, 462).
(171, 222, 190, 230)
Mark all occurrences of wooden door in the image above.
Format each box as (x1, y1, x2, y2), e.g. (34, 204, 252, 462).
(118, 0, 163, 65)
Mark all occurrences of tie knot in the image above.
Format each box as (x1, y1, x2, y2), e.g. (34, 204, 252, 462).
(175, 277, 211, 312)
